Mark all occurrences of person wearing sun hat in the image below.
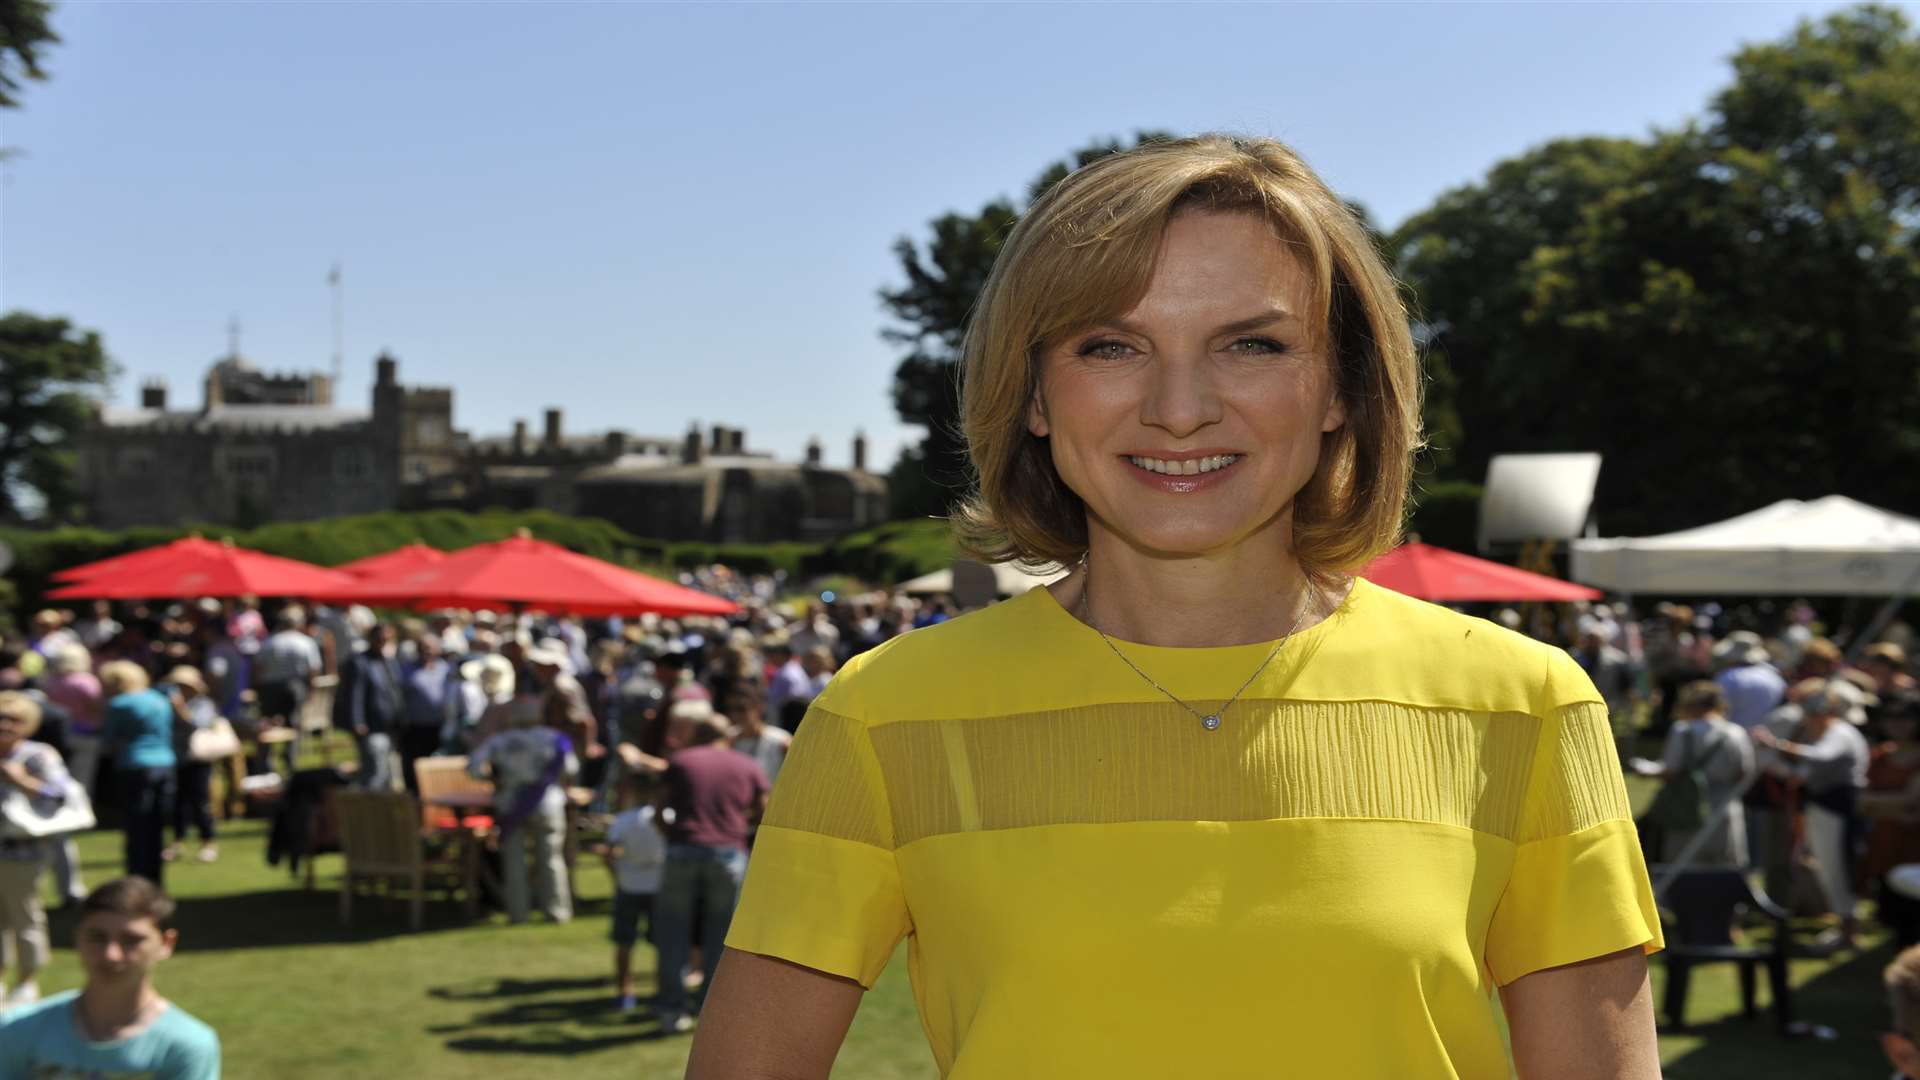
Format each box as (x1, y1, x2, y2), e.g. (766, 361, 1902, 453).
(1755, 678, 1872, 950)
(525, 640, 599, 768)
(1714, 629, 1788, 731)
(157, 667, 218, 865)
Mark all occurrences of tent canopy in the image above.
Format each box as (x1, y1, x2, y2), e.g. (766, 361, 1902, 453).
(1570, 495, 1920, 596)
(899, 562, 1065, 598)
(1361, 542, 1601, 602)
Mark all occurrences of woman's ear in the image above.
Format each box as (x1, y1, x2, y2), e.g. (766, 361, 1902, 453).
(1026, 386, 1050, 438)
(1321, 389, 1347, 434)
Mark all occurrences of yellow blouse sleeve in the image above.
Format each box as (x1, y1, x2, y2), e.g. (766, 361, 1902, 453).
(724, 699, 910, 989)
(1483, 655, 1665, 987)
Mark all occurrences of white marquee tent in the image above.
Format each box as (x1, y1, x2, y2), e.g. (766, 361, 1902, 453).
(1569, 495, 1920, 596)
(898, 561, 1066, 598)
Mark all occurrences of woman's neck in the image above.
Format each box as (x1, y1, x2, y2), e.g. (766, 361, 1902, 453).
(1058, 529, 1336, 648)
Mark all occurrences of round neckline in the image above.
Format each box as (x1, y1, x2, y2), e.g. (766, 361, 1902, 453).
(1030, 573, 1367, 658)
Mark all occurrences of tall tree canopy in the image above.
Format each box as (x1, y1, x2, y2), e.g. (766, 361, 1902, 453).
(0, 313, 115, 523)
(879, 133, 1174, 518)
(0, 0, 57, 110)
(1395, 3, 1920, 536)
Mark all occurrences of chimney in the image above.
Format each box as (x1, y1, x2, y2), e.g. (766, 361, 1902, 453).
(376, 352, 398, 387)
(710, 424, 727, 454)
(604, 430, 628, 457)
(544, 408, 563, 448)
(805, 437, 823, 467)
(512, 420, 528, 456)
(682, 424, 706, 465)
(728, 428, 746, 454)
(141, 379, 168, 411)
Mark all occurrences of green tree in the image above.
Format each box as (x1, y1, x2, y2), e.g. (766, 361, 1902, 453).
(880, 133, 1174, 518)
(1394, 3, 1920, 536)
(0, 312, 116, 523)
(0, 0, 57, 110)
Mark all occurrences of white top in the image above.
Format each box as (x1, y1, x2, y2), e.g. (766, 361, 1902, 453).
(734, 726, 792, 786)
(607, 805, 667, 894)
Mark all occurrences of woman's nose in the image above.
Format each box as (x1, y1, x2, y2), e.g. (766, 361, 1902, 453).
(1137, 350, 1223, 437)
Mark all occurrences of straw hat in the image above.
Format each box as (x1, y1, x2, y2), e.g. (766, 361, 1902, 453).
(522, 638, 572, 672)
(164, 666, 208, 696)
(461, 654, 515, 700)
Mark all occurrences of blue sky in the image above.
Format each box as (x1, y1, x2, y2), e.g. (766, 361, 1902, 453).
(0, 0, 1890, 474)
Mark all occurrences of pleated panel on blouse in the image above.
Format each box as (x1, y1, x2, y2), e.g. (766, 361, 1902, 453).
(864, 699, 1543, 848)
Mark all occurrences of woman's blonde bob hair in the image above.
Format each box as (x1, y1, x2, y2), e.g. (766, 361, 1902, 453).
(98, 660, 151, 697)
(954, 134, 1423, 577)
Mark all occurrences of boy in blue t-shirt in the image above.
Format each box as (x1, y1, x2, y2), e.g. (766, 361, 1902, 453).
(0, 876, 221, 1078)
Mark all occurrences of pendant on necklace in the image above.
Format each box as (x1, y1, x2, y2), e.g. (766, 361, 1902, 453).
(1201, 714, 1222, 732)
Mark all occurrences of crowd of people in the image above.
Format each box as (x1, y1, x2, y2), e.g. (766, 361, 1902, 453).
(9, 564, 1920, 1059)
(0, 567, 960, 1031)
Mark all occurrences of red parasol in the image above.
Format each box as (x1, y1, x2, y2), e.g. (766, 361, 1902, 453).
(333, 543, 447, 579)
(330, 531, 738, 617)
(47, 539, 356, 600)
(1360, 542, 1603, 603)
(52, 536, 227, 584)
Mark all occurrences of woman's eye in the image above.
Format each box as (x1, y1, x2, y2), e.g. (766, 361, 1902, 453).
(1229, 336, 1288, 355)
(1077, 340, 1132, 359)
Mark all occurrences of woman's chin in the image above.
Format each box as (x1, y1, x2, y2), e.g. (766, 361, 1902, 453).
(1098, 518, 1274, 562)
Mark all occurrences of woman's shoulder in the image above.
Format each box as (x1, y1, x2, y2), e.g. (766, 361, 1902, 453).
(1315, 581, 1598, 716)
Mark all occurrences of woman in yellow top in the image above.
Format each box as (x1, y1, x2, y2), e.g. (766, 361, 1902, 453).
(688, 134, 1664, 1078)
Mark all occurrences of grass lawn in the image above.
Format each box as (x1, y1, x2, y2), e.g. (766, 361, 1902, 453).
(14, 774, 1888, 1078)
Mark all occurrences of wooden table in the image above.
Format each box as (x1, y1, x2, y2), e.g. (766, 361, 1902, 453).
(421, 791, 494, 913)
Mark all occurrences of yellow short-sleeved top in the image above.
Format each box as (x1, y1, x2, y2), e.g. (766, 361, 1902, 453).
(727, 578, 1663, 1079)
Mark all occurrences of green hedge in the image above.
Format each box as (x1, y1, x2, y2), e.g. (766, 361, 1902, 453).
(1405, 479, 1484, 553)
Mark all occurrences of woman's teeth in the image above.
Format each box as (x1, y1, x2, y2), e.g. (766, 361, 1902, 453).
(1127, 454, 1239, 476)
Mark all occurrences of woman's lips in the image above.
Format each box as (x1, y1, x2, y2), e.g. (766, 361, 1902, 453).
(1122, 454, 1244, 493)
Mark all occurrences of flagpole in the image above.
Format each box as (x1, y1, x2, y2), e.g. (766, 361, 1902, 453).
(329, 261, 344, 388)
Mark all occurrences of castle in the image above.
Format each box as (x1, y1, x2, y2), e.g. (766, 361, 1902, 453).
(78, 352, 888, 543)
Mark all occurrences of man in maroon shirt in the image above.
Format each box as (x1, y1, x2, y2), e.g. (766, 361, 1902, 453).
(651, 712, 769, 1033)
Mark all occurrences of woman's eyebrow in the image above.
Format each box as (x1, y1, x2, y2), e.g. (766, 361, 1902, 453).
(1213, 308, 1299, 335)
(1091, 307, 1300, 337)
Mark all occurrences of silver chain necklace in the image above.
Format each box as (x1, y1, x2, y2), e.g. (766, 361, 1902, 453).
(1077, 556, 1318, 732)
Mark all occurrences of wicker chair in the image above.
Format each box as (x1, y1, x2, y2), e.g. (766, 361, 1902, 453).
(334, 790, 477, 929)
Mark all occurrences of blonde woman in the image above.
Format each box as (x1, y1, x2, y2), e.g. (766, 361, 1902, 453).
(99, 662, 176, 887)
(0, 692, 75, 1007)
(691, 136, 1663, 1077)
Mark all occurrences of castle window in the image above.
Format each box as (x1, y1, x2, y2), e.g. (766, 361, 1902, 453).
(334, 448, 371, 482)
(225, 451, 275, 479)
(117, 449, 156, 477)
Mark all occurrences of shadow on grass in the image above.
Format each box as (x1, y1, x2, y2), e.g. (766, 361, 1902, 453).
(428, 975, 686, 1054)
(48, 886, 483, 951)
(1657, 936, 1897, 1078)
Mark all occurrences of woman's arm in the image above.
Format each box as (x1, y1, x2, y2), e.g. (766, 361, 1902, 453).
(1502, 947, 1661, 1079)
(684, 948, 866, 1080)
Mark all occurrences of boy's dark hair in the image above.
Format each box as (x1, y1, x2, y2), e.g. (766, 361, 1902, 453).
(81, 876, 177, 930)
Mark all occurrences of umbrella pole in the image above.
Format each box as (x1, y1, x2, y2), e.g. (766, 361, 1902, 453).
(1845, 558, 1920, 665)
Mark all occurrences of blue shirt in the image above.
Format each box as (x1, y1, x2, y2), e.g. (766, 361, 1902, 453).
(105, 688, 178, 771)
(1716, 662, 1788, 731)
(0, 989, 220, 1079)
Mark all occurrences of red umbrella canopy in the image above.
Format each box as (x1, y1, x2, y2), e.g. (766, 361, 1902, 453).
(334, 543, 447, 579)
(46, 540, 356, 600)
(335, 532, 739, 617)
(1360, 542, 1603, 603)
(52, 536, 227, 584)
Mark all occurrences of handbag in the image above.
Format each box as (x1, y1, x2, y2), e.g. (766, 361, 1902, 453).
(1644, 723, 1715, 833)
(189, 718, 242, 763)
(0, 782, 96, 839)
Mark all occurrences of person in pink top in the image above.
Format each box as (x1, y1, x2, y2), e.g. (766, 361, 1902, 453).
(39, 644, 101, 906)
